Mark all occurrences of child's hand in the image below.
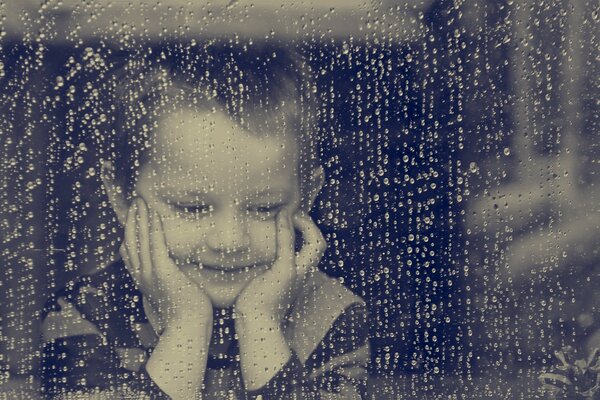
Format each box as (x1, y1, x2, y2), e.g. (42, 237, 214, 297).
(120, 197, 213, 333)
(235, 209, 327, 324)
(234, 210, 326, 389)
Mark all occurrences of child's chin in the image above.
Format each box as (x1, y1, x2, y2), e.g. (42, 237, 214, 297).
(203, 283, 243, 308)
(180, 263, 270, 309)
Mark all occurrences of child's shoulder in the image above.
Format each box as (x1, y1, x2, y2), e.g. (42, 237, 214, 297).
(42, 258, 138, 318)
(40, 260, 159, 397)
(41, 258, 150, 348)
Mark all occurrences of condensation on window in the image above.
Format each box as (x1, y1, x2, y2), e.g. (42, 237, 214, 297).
(0, 1, 598, 398)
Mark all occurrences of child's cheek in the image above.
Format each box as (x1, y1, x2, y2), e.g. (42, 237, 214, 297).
(159, 216, 209, 260)
(244, 218, 277, 263)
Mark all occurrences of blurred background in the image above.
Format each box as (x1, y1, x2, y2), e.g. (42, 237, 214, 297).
(0, 0, 598, 398)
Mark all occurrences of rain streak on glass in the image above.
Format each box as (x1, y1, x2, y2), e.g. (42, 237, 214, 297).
(0, 0, 598, 399)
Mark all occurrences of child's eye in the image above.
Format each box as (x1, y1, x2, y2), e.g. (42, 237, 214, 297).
(248, 204, 283, 218)
(174, 203, 212, 218)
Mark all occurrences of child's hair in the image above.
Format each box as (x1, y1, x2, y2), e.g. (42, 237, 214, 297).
(106, 41, 321, 203)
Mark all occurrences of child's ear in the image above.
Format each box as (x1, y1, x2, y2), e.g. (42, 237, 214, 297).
(100, 160, 129, 226)
(301, 166, 325, 214)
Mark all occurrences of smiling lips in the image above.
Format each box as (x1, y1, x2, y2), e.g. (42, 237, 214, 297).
(178, 262, 270, 287)
(196, 262, 269, 274)
(201, 264, 252, 273)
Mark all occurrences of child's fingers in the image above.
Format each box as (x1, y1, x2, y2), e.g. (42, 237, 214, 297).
(123, 201, 142, 280)
(276, 209, 295, 262)
(136, 198, 154, 286)
(276, 209, 296, 267)
(293, 214, 327, 275)
(267, 209, 296, 284)
(149, 210, 178, 279)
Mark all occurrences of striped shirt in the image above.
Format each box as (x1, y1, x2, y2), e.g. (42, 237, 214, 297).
(40, 259, 370, 399)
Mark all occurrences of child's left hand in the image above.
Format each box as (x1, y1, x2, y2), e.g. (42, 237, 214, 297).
(235, 209, 327, 325)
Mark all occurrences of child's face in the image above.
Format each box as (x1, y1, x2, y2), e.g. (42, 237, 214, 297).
(133, 108, 302, 308)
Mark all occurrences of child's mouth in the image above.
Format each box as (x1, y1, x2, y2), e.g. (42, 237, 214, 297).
(200, 263, 256, 273)
(191, 262, 271, 277)
(180, 262, 270, 286)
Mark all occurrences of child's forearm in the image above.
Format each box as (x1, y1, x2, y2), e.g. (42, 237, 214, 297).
(236, 316, 292, 391)
(145, 320, 211, 399)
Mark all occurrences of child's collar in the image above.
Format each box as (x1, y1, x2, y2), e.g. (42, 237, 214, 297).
(283, 270, 364, 363)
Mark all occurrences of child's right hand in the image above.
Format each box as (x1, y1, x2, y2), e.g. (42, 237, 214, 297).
(120, 197, 213, 334)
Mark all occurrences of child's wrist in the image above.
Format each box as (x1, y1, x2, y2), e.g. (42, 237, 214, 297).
(148, 321, 211, 399)
(236, 321, 292, 390)
(145, 296, 212, 334)
(235, 303, 281, 322)
(235, 310, 285, 335)
(162, 314, 212, 338)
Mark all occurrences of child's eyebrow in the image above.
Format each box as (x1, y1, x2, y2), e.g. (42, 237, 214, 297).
(250, 188, 290, 201)
(155, 188, 290, 202)
(156, 188, 212, 202)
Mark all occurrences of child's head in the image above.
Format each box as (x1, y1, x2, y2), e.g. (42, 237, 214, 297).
(101, 43, 324, 307)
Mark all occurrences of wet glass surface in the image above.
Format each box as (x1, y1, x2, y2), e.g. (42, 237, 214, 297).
(0, 1, 598, 398)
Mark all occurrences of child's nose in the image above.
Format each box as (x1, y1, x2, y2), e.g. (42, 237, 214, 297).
(205, 214, 251, 254)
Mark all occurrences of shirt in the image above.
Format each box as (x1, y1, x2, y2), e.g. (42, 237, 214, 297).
(40, 258, 370, 399)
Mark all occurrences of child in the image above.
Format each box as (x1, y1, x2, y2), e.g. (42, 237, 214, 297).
(40, 43, 369, 399)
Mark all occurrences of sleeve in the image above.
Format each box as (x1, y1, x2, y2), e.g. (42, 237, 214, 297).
(245, 302, 370, 400)
(40, 291, 169, 400)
